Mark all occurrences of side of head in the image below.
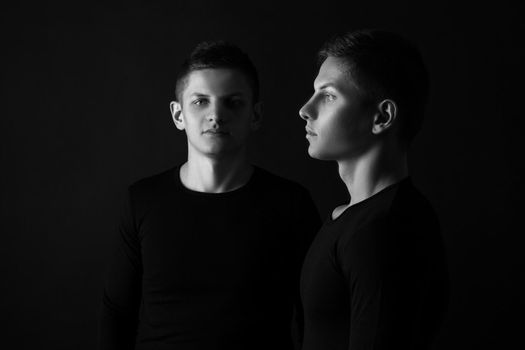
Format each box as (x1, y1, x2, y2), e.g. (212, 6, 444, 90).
(174, 40, 260, 105)
(318, 29, 429, 147)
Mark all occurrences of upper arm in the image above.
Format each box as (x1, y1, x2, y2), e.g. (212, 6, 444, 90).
(99, 187, 143, 349)
(103, 187, 142, 309)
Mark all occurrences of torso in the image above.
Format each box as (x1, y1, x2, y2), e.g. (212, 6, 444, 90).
(300, 178, 448, 350)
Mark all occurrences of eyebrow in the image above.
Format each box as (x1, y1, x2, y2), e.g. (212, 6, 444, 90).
(315, 82, 338, 91)
(189, 92, 247, 98)
(189, 93, 209, 98)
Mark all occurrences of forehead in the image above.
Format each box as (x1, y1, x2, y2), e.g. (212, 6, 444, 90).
(183, 68, 251, 97)
(314, 56, 359, 92)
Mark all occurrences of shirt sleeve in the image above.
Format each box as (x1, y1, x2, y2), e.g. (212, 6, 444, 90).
(291, 186, 322, 350)
(339, 220, 426, 350)
(98, 187, 142, 350)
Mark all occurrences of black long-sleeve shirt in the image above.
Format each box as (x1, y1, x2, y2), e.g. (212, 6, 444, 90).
(300, 178, 448, 350)
(99, 166, 321, 350)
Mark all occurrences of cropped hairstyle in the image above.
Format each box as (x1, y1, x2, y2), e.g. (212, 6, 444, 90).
(174, 41, 259, 104)
(318, 29, 429, 145)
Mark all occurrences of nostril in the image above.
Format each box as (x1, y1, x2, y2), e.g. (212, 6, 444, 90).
(299, 108, 309, 120)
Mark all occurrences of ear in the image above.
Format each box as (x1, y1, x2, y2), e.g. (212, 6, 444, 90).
(372, 99, 397, 135)
(170, 101, 185, 130)
(250, 101, 263, 131)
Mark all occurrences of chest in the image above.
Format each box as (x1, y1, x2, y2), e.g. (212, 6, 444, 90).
(139, 198, 293, 291)
(300, 223, 351, 316)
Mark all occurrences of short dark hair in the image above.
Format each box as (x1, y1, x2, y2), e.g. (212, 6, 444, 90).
(174, 41, 259, 103)
(318, 29, 429, 145)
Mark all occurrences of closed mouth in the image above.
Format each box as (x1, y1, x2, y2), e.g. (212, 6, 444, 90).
(203, 129, 230, 136)
(305, 128, 317, 136)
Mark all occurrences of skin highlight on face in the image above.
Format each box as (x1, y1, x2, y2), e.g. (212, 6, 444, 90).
(299, 57, 376, 161)
(170, 68, 261, 159)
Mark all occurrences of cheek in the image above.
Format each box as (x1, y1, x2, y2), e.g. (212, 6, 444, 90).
(185, 112, 204, 125)
(184, 119, 204, 138)
(233, 110, 254, 126)
(318, 107, 349, 137)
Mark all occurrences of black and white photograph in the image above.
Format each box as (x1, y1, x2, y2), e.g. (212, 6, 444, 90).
(1, 1, 522, 349)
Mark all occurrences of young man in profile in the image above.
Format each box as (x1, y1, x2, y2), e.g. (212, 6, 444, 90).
(299, 30, 449, 349)
(99, 41, 321, 350)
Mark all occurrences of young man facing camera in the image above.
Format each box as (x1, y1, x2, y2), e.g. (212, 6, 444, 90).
(299, 30, 448, 349)
(99, 42, 321, 350)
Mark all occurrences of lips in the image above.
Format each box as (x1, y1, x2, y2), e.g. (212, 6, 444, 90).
(305, 127, 317, 136)
(203, 129, 230, 136)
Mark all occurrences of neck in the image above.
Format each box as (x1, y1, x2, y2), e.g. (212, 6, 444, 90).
(180, 148, 253, 193)
(337, 142, 408, 206)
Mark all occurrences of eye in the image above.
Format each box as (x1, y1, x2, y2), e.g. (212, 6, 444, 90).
(323, 93, 336, 102)
(227, 98, 245, 108)
(192, 98, 208, 106)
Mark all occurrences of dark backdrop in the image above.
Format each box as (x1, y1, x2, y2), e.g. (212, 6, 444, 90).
(1, 1, 523, 349)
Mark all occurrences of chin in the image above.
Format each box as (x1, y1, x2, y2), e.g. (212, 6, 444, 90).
(308, 146, 337, 161)
(205, 144, 246, 158)
(307, 147, 324, 160)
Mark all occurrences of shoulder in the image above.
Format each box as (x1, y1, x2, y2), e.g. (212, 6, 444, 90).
(348, 179, 440, 254)
(335, 179, 436, 254)
(335, 179, 444, 275)
(250, 166, 319, 217)
(251, 166, 321, 237)
(346, 178, 439, 232)
(252, 166, 310, 196)
(388, 179, 440, 232)
(127, 166, 178, 200)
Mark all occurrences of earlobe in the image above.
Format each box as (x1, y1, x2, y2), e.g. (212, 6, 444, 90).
(251, 102, 263, 131)
(372, 99, 397, 135)
(170, 101, 185, 130)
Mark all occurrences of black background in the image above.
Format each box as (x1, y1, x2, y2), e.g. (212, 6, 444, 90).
(1, 1, 523, 349)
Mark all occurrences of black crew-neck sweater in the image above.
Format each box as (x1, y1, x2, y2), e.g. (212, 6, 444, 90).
(301, 178, 448, 350)
(99, 166, 321, 350)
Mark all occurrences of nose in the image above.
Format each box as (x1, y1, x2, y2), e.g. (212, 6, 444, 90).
(207, 101, 227, 124)
(299, 96, 315, 121)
